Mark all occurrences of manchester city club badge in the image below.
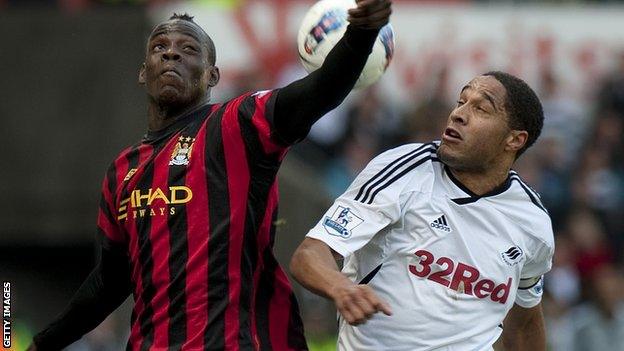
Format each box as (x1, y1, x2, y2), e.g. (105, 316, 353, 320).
(170, 136, 195, 166)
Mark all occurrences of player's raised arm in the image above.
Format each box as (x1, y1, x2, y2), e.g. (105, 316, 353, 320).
(272, 0, 392, 145)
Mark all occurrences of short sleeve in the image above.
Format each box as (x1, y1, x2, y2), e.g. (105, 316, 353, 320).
(306, 145, 422, 257)
(96, 166, 126, 249)
(515, 242, 554, 308)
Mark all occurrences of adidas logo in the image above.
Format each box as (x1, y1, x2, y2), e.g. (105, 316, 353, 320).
(430, 215, 452, 233)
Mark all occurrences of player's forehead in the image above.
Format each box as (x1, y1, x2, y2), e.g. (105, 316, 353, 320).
(148, 20, 207, 45)
(460, 76, 507, 109)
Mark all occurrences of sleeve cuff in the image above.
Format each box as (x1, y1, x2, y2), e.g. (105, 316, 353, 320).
(306, 231, 353, 258)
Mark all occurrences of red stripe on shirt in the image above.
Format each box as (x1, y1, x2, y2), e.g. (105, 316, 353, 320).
(126, 143, 155, 350)
(222, 96, 251, 350)
(251, 181, 279, 349)
(269, 267, 295, 350)
(250, 92, 287, 157)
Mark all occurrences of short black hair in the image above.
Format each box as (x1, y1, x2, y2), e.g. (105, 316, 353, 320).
(169, 12, 217, 65)
(483, 71, 544, 157)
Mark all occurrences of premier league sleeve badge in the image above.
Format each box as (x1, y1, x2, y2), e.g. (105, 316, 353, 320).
(322, 206, 364, 238)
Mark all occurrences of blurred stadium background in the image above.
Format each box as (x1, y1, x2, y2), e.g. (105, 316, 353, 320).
(1, 0, 624, 350)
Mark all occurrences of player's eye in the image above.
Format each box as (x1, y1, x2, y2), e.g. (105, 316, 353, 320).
(456, 100, 465, 107)
(152, 44, 165, 51)
(183, 46, 198, 53)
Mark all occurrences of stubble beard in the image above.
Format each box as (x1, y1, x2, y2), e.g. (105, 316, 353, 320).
(437, 145, 485, 173)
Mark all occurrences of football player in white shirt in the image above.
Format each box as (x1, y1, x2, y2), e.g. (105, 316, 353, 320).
(290, 71, 554, 351)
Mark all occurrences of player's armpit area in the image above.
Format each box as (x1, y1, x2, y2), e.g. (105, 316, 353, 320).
(32, 246, 131, 350)
(500, 303, 546, 351)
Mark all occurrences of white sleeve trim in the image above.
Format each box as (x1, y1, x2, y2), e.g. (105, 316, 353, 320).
(306, 230, 353, 258)
(514, 276, 544, 308)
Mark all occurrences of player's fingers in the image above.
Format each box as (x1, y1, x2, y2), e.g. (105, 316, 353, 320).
(348, 7, 391, 24)
(353, 296, 377, 317)
(339, 307, 356, 325)
(346, 302, 368, 323)
(362, 287, 393, 316)
(348, 0, 391, 18)
(375, 299, 393, 316)
(347, 18, 390, 30)
(348, 9, 391, 29)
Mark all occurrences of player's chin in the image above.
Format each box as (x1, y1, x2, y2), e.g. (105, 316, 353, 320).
(437, 144, 462, 166)
(158, 87, 185, 104)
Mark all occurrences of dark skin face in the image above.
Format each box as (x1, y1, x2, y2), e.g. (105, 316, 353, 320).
(437, 75, 528, 194)
(139, 19, 220, 131)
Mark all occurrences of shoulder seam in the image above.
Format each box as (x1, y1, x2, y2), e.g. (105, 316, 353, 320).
(486, 203, 554, 252)
(510, 175, 548, 214)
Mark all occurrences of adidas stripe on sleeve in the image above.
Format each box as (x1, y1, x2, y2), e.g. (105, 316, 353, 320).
(307, 144, 434, 257)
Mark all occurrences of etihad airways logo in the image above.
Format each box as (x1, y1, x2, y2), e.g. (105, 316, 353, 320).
(117, 186, 193, 221)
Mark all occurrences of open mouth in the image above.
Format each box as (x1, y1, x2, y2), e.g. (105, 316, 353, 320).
(443, 127, 462, 141)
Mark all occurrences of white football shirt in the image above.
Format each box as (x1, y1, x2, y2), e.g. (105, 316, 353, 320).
(306, 142, 554, 351)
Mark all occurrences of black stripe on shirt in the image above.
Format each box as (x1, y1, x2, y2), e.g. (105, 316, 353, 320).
(355, 143, 436, 203)
(366, 156, 439, 205)
(135, 149, 159, 351)
(358, 264, 383, 285)
(205, 104, 230, 350)
(238, 94, 283, 348)
(511, 176, 548, 214)
(255, 222, 278, 351)
(287, 292, 307, 350)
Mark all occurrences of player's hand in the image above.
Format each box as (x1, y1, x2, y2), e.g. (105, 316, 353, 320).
(331, 283, 393, 325)
(348, 0, 392, 30)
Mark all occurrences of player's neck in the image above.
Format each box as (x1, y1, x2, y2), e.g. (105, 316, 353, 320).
(448, 165, 510, 196)
(147, 95, 211, 131)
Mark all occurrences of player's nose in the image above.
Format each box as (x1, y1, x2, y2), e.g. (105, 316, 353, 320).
(450, 112, 467, 125)
(161, 47, 181, 62)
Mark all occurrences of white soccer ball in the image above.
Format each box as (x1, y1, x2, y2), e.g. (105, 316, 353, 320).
(297, 0, 395, 90)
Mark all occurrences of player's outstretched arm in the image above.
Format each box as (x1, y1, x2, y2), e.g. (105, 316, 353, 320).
(273, 0, 392, 144)
(27, 246, 132, 351)
(500, 303, 546, 351)
(290, 237, 392, 326)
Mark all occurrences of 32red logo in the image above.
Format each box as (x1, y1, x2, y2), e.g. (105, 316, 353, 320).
(409, 250, 512, 304)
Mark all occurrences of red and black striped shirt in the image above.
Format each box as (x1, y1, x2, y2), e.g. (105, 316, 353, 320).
(98, 90, 307, 350)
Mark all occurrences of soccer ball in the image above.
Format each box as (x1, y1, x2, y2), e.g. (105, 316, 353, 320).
(297, 0, 395, 90)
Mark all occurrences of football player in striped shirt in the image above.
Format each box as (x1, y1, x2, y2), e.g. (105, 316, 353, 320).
(291, 72, 554, 350)
(28, 1, 392, 350)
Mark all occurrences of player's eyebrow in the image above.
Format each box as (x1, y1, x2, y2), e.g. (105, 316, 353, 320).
(460, 84, 498, 111)
(481, 91, 498, 111)
(149, 24, 203, 44)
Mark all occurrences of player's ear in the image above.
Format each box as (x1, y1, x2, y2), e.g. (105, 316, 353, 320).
(138, 63, 146, 85)
(207, 66, 220, 88)
(505, 130, 528, 153)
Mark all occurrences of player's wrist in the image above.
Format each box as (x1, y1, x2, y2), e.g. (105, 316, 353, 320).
(327, 280, 356, 302)
(343, 24, 380, 51)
